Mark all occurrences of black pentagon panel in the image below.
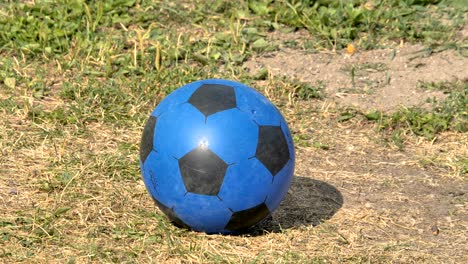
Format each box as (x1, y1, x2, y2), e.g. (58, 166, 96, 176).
(188, 84, 237, 117)
(153, 198, 188, 228)
(225, 203, 270, 231)
(178, 146, 228, 196)
(140, 115, 157, 164)
(256, 126, 290, 176)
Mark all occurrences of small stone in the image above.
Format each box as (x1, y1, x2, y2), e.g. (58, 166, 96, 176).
(431, 224, 439, 236)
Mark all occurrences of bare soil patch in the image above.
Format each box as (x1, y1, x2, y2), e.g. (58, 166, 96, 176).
(245, 43, 467, 111)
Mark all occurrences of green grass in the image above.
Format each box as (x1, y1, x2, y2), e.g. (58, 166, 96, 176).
(203, 0, 467, 50)
(1, 0, 466, 58)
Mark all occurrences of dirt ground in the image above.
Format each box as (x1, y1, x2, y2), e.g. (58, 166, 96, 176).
(245, 30, 468, 112)
(243, 33, 468, 262)
(261, 113, 467, 261)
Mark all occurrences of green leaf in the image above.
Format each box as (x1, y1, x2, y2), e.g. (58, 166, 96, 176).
(252, 38, 268, 51)
(4, 77, 16, 89)
(248, 1, 270, 16)
(60, 172, 73, 184)
(312, 142, 330, 150)
(364, 111, 382, 121)
(193, 54, 209, 65)
(253, 68, 269, 80)
(54, 207, 71, 217)
(337, 111, 356, 122)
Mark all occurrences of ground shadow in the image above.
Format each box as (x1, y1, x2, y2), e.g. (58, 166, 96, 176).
(250, 175, 343, 235)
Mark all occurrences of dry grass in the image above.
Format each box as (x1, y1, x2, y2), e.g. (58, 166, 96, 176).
(1, 91, 467, 263)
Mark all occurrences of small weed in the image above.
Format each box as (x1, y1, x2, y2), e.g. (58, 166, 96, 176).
(391, 130, 405, 150)
(388, 107, 450, 138)
(293, 133, 311, 147)
(456, 158, 468, 175)
(0, 97, 19, 114)
(312, 142, 330, 150)
(294, 80, 325, 100)
(381, 179, 395, 188)
(383, 243, 412, 251)
(337, 109, 357, 122)
(280, 251, 308, 262)
(339, 62, 388, 93)
(418, 80, 464, 93)
(342, 63, 388, 74)
(262, 76, 324, 103)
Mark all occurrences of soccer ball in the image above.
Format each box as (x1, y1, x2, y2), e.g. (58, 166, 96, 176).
(140, 79, 295, 234)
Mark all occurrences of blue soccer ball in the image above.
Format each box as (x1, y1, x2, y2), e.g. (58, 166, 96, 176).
(140, 79, 295, 234)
